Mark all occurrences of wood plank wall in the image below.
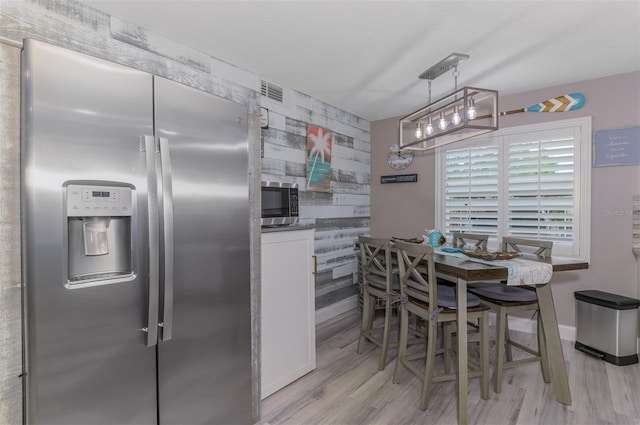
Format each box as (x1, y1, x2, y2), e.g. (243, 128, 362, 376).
(260, 89, 371, 311)
(0, 41, 22, 425)
(0, 0, 371, 422)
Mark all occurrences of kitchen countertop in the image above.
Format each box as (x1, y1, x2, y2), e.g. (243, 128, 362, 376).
(261, 224, 315, 233)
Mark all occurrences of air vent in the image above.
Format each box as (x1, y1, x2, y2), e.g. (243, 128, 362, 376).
(261, 80, 283, 103)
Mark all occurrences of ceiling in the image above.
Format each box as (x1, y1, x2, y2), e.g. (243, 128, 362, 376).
(79, 0, 640, 122)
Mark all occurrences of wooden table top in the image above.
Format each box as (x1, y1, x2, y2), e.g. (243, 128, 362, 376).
(355, 240, 589, 280)
(433, 252, 589, 280)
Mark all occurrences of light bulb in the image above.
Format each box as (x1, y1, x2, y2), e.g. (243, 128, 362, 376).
(415, 122, 423, 139)
(451, 106, 462, 125)
(438, 112, 448, 131)
(467, 98, 477, 119)
(425, 118, 434, 135)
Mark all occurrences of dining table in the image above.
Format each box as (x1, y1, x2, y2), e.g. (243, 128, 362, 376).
(431, 250, 589, 425)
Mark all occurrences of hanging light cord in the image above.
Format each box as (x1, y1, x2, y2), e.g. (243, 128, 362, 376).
(453, 65, 459, 92)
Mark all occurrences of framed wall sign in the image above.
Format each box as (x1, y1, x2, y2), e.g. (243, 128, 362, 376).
(381, 174, 418, 184)
(594, 126, 640, 167)
(306, 125, 332, 192)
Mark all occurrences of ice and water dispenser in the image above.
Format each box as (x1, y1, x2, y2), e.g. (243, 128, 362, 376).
(66, 184, 134, 286)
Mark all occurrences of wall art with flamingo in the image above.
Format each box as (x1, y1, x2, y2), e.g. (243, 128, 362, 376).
(306, 125, 332, 192)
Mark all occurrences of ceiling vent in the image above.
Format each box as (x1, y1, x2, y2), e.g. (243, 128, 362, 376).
(261, 80, 283, 103)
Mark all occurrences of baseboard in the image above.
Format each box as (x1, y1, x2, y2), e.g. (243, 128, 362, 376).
(316, 299, 588, 343)
(492, 313, 577, 342)
(315, 303, 581, 340)
(315, 295, 358, 324)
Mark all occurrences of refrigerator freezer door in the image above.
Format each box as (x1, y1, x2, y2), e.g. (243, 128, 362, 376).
(22, 40, 157, 424)
(154, 77, 252, 424)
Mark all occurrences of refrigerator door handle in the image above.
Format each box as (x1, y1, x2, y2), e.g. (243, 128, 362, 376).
(159, 137, 174, 341)
(143, 135, 160, 347)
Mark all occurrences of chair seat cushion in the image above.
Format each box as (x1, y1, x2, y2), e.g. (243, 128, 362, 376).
(437, 284, 480, 309)
(468, 282, 538, 302)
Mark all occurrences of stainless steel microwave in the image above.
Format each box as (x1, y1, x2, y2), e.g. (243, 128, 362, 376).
(261, 181, 299, 226)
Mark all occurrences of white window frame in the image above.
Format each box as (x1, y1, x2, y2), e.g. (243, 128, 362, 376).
(435, 116, 591, 261)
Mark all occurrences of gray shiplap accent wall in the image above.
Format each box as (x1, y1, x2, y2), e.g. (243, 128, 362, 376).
(261, 90, 371, 311)
(314, 217, 370, 309)
(0, 0, 371, 422)
(0, 41, 22, 425)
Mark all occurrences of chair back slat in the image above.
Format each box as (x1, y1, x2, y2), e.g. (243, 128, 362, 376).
(393, 239, 437, 305)
(359, 236, 394, 291)
(501, 237, 553, 257)
(452, 232, 489, 250)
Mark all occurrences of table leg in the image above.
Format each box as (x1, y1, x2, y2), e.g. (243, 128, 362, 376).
(535, 283, 572, 405)
(456, 278, 468, 425)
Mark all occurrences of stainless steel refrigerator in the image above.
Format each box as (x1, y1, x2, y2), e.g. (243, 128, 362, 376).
(21, 39, 252, 425)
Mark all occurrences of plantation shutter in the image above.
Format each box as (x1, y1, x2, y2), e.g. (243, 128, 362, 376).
(444, 144, 499, 235)
(506, 128, 576, 242)
(437, 118, 589, 259)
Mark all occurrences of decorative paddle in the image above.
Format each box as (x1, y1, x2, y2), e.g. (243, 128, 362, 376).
(475, 93, 585, 120)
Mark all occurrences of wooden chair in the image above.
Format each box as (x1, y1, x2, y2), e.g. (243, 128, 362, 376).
(502, 237, 553, 257)
(467, 237, 553, 393)
(452, 232, 489, 250)
(392, 239, 489, 410)
(357, 236, 400, 371)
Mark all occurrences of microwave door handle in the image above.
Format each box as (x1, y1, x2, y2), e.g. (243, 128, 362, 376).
(158, 137, 174, 341)
(143, 135, 160, 347)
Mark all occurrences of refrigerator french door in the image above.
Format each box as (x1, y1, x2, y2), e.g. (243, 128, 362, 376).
(21, 39, 252, 425)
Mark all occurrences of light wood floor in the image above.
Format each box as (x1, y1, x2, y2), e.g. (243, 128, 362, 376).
(260, 308, 640, 425)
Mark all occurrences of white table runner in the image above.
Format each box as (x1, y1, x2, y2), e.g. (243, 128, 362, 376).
(434, 247, 553, 286)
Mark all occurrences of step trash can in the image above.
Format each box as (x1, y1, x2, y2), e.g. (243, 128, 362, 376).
(575, 290, 640, 366)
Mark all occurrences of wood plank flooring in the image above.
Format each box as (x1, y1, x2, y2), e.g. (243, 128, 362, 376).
(260, 309, 640, 425)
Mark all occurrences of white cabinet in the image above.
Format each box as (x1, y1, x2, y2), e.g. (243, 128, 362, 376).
(261, 228, 316, 399)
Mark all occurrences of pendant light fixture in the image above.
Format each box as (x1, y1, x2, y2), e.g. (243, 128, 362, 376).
(399, 53, 498, 151)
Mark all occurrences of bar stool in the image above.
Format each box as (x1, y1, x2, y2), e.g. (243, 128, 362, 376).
(467, 237, 553, 393)
(392, 239, 490, 410)
(357, 236, 399, 371)
(439, 232, 491, 372)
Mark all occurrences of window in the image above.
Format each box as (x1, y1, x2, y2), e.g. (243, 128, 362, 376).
(436, 117, 591, 260)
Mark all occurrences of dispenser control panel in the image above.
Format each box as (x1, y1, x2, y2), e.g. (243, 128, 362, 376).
(67, 184, 133, 217)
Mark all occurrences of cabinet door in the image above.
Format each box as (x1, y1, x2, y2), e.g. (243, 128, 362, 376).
(261, 229, 315, 398)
